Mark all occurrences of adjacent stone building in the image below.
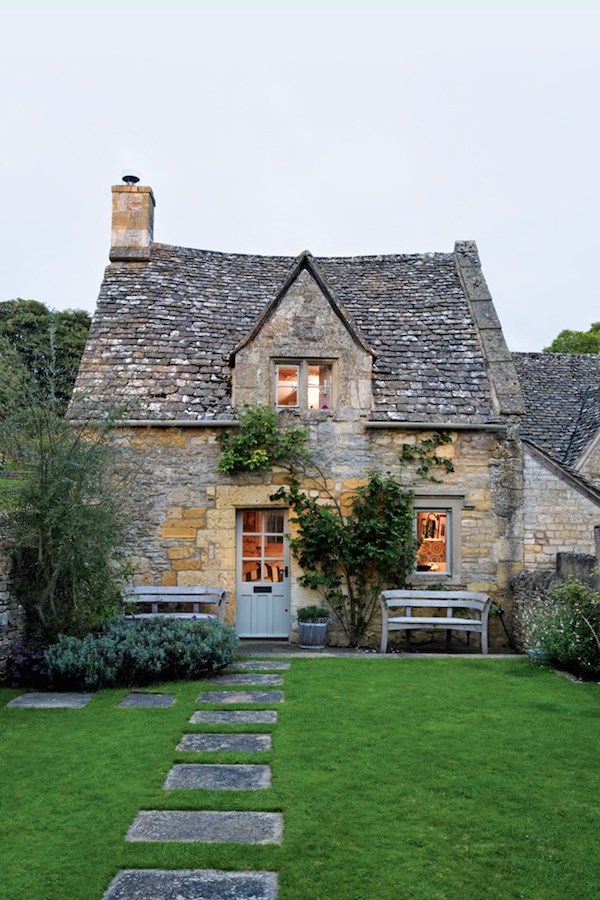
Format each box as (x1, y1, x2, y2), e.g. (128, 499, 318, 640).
(70, 181, 600, 647)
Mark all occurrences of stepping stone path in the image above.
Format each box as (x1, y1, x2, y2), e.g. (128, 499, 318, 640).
(197, 690, 284, 704)
(189, 709, 278, 725)
(233, 660, 291, 671)
(126, 810, 283, 844)
(106, 658, 288, 899)
(104, 869, 278, 900)
(7, 692, 94, 709)
(164, 763, 271, 790)
(208, 673, 283, 686)
(117, 693, 175, 708)
(177, 733, 272, 752)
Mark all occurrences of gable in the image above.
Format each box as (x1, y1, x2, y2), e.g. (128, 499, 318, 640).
(232, 265, 374, 417)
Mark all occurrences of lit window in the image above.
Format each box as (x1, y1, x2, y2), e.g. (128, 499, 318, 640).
(276, 365, 299, 407)
(275, 361, 333, 411)
(307, 365, 332, 410)
(415, 510, 450, 574)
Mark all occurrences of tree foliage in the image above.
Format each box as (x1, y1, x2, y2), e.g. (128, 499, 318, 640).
(544, 321, 600, 354)
(272, 471, 416, 647)
(1, 403, 135, 643)
(0, 299, 91, 411)
(218, 404, 309, 474)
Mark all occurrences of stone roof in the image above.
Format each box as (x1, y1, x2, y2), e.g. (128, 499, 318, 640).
(513, 352, 600, 463)
(73, 242, 507, 423)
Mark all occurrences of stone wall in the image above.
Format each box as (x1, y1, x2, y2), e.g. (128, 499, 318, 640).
(0, 524, 24, 680)
(119, 420, 523, 649)
(512, 526, 600, 650)
(523, 446, 600, 570)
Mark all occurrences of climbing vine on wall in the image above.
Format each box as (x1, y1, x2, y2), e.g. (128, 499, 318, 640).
(217, 404, 310, 474)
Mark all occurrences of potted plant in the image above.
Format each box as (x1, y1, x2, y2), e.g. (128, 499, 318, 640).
(297, 605, 329, 650)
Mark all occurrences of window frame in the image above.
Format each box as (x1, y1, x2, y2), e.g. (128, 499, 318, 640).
(274, 359, 335, 412)
(412, 495, 464, 584)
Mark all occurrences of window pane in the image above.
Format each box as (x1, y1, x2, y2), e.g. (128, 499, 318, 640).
(308, 364, 332, 410)
(266, 511, 284, 534)
(277, 365, 299, 407)
(415, 511, 449, 574)
(242, 534, 262, 558)
(242, 510, 260, 532)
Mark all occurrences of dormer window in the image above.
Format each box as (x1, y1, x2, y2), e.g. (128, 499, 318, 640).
(275, 361, 333, 411)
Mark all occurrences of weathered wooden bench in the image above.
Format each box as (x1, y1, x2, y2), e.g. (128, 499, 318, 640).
(125, 586, 227, 624)
(379, 590, 492, 654)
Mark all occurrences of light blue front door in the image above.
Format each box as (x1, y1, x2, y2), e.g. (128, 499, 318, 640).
(236, 509, 291, 638)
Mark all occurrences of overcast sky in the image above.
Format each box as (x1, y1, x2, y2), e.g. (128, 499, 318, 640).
(1, 3, 599, 352)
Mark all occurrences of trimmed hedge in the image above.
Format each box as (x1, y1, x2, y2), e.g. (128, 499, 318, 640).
(44, 616, 239, 689)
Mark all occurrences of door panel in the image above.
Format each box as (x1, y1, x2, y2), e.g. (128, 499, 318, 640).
(236, 509, 291, 637)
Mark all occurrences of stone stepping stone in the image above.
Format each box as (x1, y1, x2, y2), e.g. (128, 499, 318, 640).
(197, 691, 284, 705)
(126, 810, 283, 844)
(7, 692, 94, 709)
(117, 693, 175, 708)
(177, 733, 272, 752)
(104, 868, 278, 899)
(189, 710, 278, 725)
(208, 674, 283, 686)
(164, 764, 271, 790)
(233, 660, 290, 671)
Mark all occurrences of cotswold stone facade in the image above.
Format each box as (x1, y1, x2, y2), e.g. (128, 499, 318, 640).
(522, 446, 600, 570)
(69, 181, 600, 648)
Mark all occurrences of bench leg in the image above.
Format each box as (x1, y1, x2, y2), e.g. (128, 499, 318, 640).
(481, 626, 488, 655)
(379, 621, 388, 654)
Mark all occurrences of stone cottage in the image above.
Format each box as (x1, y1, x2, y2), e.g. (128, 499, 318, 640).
(70, 181, 600, 646)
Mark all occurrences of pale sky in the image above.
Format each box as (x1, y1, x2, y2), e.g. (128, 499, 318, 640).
(1, 3, 599, 351)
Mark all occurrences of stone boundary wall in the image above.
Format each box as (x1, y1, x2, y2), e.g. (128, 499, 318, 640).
(512, 526, 600, 651)
(0, 524, 24, 679)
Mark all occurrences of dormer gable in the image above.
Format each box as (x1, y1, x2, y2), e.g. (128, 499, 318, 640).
(231, 251, 374, 419)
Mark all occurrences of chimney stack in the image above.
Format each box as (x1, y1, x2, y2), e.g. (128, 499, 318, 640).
(110, 182, 155, 262)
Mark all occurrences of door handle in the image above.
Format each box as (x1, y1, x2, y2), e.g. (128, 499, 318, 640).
(284, 566, 289, 578)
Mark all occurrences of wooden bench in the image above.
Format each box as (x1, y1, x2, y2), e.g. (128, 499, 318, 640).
(379, 590, 492, 654)
(125, 586, 227, 624)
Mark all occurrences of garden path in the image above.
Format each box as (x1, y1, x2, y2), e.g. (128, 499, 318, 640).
(104, 660, 290, 900)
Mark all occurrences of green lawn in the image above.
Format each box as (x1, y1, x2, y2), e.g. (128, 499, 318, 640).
(1, 659, 599, 899)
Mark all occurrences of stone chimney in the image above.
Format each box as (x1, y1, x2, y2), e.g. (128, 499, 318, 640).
(110, 183, 155, 262)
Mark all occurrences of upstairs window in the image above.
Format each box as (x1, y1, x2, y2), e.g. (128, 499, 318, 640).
(276, 361, 333, 411)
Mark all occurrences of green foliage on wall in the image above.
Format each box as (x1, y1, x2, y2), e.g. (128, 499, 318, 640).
(217, 404, 309, 474)
(272, 471, 416, 647)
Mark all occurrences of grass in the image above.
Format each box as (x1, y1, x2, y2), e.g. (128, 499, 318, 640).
(1, 659, 599, 899)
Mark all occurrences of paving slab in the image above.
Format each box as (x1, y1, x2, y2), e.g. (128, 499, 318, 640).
(104, 868, 278, 899)
(164, 764, 271, 790)
(197, 690, 284, 705)
(208, 674, 283, 686)
(189, 710, 278, 725)
(232, 660, 291, 671)
(177, 733, 272, 752)
(7, 692, 94, 709)
(117, 693, 175, 708)
(126, 810, 283, 844)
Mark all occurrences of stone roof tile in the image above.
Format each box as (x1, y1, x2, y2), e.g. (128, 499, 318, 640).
(74, 244, 498, 422)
